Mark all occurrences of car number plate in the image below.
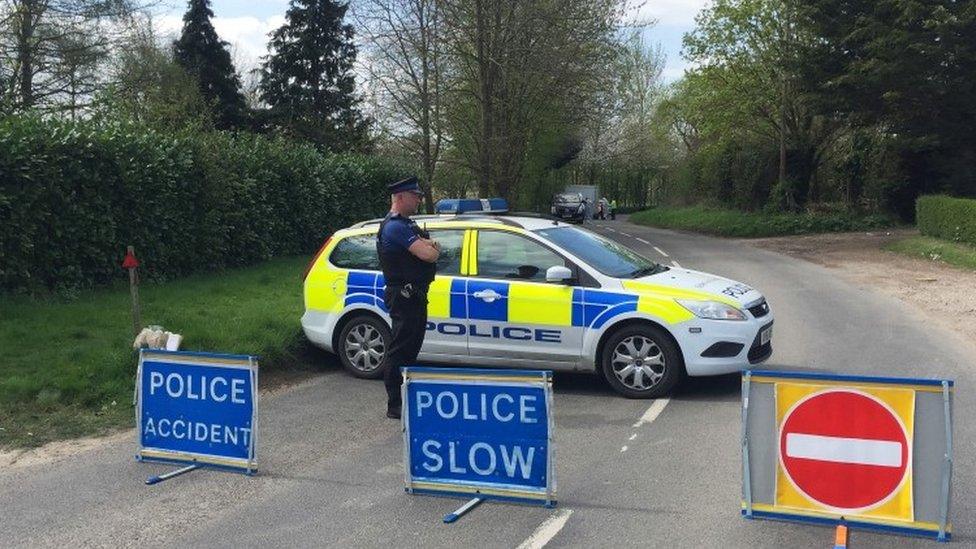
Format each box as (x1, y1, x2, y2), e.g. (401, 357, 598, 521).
(760, 326, 772, 346)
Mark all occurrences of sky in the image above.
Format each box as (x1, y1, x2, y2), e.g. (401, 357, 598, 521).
(156, 0, 710, 83)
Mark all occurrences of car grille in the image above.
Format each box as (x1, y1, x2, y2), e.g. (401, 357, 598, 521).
(747, 299, 769, 318)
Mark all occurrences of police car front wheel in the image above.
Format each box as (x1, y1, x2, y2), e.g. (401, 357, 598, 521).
(337, 314, 391, 379)
(601, 325, 683, 398)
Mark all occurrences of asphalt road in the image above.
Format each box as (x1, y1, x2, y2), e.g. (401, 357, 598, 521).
(1, 217, 972, 548)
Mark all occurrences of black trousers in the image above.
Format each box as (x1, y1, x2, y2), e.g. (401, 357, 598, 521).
(383, 285, 428, 410)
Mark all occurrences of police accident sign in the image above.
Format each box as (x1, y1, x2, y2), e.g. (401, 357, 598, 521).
(136, 350, 258, 473)
(403, 367, 556, 506)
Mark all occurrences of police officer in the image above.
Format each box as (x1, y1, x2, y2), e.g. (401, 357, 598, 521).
(377, 177, 440, 419)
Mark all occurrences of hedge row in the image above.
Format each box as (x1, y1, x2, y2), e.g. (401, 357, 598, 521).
(0, 115, 405, 293)
(916, 195, 976, 247)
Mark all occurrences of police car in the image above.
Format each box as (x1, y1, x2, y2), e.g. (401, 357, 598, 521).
(301, 214, 773, 398)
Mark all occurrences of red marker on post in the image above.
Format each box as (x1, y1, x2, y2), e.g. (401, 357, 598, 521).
(123, 246, 142, 337)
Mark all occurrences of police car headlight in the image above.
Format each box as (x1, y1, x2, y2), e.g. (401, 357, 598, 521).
(676, 300, 747, 321)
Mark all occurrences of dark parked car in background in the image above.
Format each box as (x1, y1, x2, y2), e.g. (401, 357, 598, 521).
(550, 193, 586, 223)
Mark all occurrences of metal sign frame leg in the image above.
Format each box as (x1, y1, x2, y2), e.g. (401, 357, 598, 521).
(443, 497, 485, 523)
(938, 380, 953, 542)
(145, 464, 200, 485)
(741, 371, 753, 518)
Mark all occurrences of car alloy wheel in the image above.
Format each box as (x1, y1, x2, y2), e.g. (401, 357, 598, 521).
(610, 335, 665, 391)
(344, 323, 385, 373)
(337, 315, 391, 379)
(601, 324, 683, 398)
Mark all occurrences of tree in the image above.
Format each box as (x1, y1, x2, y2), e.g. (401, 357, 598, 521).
(440, 0, 624, 202)
(576, 30, 671, 208)
(681, 0, 845, 210)
(0, 0, 136, 114)
(173, 0, 248, 130)
(259, 0, 370, 152)
(797, 0, 976, 218)
(357, 0, 448, 212)
(94, 17, 213, 131)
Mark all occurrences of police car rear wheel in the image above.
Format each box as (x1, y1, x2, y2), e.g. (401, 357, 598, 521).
(338, 315, 390, 379)
(601, 325, 682, 398)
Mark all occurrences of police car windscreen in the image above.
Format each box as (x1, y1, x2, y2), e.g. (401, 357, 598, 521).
(554, 194, 580, 203)
(533, 226, 663, 278)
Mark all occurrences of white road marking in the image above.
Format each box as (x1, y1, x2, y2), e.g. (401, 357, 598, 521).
(517, 509, 574, 549)
(620, 232, 632, 237)
(605, 228, 616, 233)
(653, 246, 669, 257)
(632, 398, 670, 428)
(628, 433, 637, 441)
(786, 434, 902, 467)
(636, 237, 650, 245)
(621, 446, 629, 453)
(671, 260, 681, 268)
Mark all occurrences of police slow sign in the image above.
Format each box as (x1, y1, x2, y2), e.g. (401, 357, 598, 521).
(136, 350, 258, 473)
(403, 367, 556, 506)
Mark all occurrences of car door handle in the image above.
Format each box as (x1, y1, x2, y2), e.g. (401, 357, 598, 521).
(472, 289, 501, 302)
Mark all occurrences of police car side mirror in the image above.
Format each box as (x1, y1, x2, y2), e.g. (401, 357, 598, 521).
(546, 265, 573, 283)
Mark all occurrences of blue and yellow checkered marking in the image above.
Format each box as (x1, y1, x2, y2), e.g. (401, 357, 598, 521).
(339, 272, 669, 330)
(448, 280, 640, 329)
(344, 271, 388, 313)
(466, 280, 509, 321)
(449, 278, 467, 319)
(572, 289, 638, 329)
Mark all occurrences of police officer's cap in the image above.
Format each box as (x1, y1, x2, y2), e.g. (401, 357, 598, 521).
(388, 176, 423, 195)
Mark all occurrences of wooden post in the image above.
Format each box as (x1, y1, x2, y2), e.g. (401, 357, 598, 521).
(123, 245, 141, 337)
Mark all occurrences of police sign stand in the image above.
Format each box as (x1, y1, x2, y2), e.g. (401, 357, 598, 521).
(402, 367, 557, 523)
(135, 350, 259, 485)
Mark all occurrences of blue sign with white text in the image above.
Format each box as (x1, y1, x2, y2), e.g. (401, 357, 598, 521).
(403, 367, 555, 505)
(137, 350, 258, 473)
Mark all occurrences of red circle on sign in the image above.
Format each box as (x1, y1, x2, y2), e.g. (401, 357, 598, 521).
(779, 389, 910, 512)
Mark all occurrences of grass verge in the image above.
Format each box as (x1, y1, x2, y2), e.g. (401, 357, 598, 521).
(629, 206, 895, 237)
(884, 236, 976, 271)
(0, 256, 325, 449)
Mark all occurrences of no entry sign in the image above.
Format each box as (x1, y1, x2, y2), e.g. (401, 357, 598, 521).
(773, 381, 916, 523)
(779, 389, 910, 512)
(741, 370, 954, 541)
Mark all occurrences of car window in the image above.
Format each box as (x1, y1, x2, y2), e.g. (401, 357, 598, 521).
(533, 226, 664, 278)
(430, 229, 464, 275)
(477, 230, 567, 281)
(329, 235, 380, 270)
(329, 230, 465, 275)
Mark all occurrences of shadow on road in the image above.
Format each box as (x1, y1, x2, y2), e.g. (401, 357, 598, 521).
(670, 363, 841, 404)
(551, 371, 616, 397)
(673, 373, 741, 403)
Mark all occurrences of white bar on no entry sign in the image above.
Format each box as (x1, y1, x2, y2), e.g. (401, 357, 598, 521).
(785, 433, 902, 467)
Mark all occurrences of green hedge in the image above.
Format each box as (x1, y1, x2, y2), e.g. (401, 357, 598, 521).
(629, 205, 894, 238)
(0, 116, 405, 293)
(916, 195, 976, 247)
